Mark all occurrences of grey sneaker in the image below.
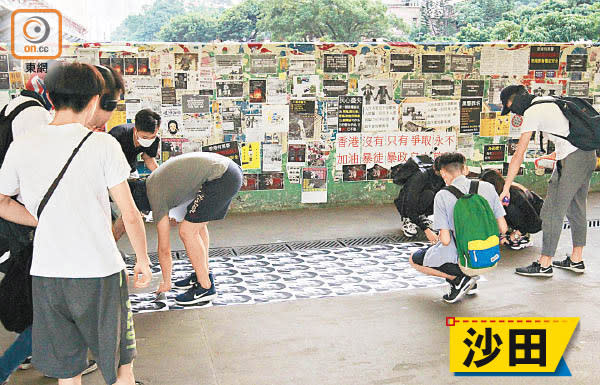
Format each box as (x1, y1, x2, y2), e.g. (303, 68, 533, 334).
(516, 261, 553, 277)
(552, 256, 585, 273)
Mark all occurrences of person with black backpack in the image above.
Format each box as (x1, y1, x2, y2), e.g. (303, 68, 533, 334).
(409, 153, 508, 303)
(500, 85, 598, 277)
(392, 155, 444, 241)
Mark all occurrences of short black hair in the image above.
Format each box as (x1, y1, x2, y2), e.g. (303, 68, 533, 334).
(45, 62, 105, 112)
(135, 109, 161, 133)
(436, 152, 466, 174)
(433, 156, 442, 172)
(127, 179, 151, 213)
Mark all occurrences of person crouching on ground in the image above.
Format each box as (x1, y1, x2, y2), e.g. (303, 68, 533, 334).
(480, 169, 543, 250)
(409, 152, 508, 303)
(124, 152, 243, 305)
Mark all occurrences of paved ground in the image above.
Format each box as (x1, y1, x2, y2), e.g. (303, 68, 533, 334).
(3, 194, 600, 384)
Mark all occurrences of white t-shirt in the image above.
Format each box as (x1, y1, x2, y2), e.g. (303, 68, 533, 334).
(0, 123, 131, 278)
(5, 95, 51, 139)
(520, 96, 578, 160)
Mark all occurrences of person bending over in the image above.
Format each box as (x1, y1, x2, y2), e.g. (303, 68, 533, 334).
(127, 152, 242, 305)
(409, 153, 508, 303)
(480, 169, 543, 250)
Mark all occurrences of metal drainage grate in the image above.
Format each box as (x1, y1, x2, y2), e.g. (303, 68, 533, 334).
(209, 247, 237, 257)
(233, 243, 291, 256)
(338, 235, 397, 247)
(287, 239, 344, 250)
(387, 233, 427, 243)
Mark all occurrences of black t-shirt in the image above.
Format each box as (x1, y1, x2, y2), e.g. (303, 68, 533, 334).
(108, 124, 159, 172)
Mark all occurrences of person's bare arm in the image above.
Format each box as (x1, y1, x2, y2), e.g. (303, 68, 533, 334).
(0, 194, 37, 227)
(500, 131, 532, 202)
(439, 229, 452, 246)
(155, 216, 173, 293)
(109, 181, 151, 288)
(497, 216, 508, 235)
(142, 153, 159, 172)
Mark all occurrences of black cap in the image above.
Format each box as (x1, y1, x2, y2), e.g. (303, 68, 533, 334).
(500, 85, 526, 115)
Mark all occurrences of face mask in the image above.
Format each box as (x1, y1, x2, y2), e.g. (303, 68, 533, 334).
(137, 135, 156, 148)
(509, 92, 536, 116)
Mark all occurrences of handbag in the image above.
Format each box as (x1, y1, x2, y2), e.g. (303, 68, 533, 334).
(0, 131, 93, 333)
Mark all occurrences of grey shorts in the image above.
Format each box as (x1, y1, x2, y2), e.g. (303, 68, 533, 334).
(31, 270, 136, 384)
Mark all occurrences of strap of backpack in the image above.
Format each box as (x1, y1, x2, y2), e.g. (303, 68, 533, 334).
(2, 101, 43, 122)
(443, 185, 464, 200)
(37, 131, 93, 218)
(469, 180, 479, 195)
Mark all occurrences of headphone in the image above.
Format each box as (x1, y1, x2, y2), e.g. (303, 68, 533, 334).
(94, 65, 119, 111)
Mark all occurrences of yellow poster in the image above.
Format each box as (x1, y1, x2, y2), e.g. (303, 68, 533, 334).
(479, 112, 496, 137)
(106, 102, 126, 132)
(241, 142, 260, 170)
(495, 113, 510, 136)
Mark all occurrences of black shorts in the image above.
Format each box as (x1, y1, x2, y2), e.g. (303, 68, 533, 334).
(411, 247, 464, 277)
(184, 162, 243, 223)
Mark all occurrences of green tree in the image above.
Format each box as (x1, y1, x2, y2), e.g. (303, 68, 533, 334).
(455, 24, 491, 42)
(215, 0, 265, 41)
(259, 0, 406, 42)
(111, 0, 187, 41)
(157, 13, 218, 42)
(454, 0, 514, 32)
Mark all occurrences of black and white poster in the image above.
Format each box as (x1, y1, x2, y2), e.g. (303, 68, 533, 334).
(449, 55, 474, 73)
(460, 98, 483, 134)
(219, 101, 242, 134)
(215, 54, 243, 76)
(0, 55, 8, 73)
(401, 80, 425, 97)
(358, 80, 394, 105)
(431, 79, 455, 96)
(390, 54, 414, 73)
(567, 55, 588, 72)
(422, 55, 445, 73)
(250, 54, 277, 74)
(323, 79, 348, 98)
(216, 81, 244, 99)
(338, 96, 363, 133)
(174, 73, 188, 89)
(323, 54, 349, 73)
(461, 80, 484, 97)
(0, 73, 9, 90)
(529, 46, 560, 70)
(568, 81, 589, 97)
(181, 95, 210, 114)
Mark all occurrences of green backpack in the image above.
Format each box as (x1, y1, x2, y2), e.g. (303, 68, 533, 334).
(444, 181, 501, 276)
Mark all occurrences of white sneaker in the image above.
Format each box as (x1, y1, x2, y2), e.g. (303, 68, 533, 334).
(401, 217, 418, 237)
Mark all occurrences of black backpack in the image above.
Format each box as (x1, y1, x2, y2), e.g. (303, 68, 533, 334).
(0, 91, 45, 167)
(531, 97, 600, 151)
(390, 155, 434, 186)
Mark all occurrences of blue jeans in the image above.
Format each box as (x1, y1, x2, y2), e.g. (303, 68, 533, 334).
(0, 326, 32, 381)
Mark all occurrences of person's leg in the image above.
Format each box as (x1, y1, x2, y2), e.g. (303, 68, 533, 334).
(409, 252, 456, 281)
(417, 190, 435, 217)
(565, 183, 588, 263)
(58, 374, 82, 385)
(114, 362, 135, 385)
(199, 225, 210, 273)
(0, 326, 32, 382)
(179, 221, 210, 289)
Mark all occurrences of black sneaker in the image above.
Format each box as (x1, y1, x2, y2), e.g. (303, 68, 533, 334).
(174, 272, 214, 289)
(18, 356, 32, 370)
(553, 256, 585, 273)
(515, 261, 553, 277)
(443, 276, 476, 303)
(45, 360, 98, 378)
(175, 282, 217, 305)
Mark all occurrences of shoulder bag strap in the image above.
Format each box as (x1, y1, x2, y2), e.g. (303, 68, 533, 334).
(443, 185, 464, 200)
(468, 180, 479, 195)
(37, 131, 93, 218)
